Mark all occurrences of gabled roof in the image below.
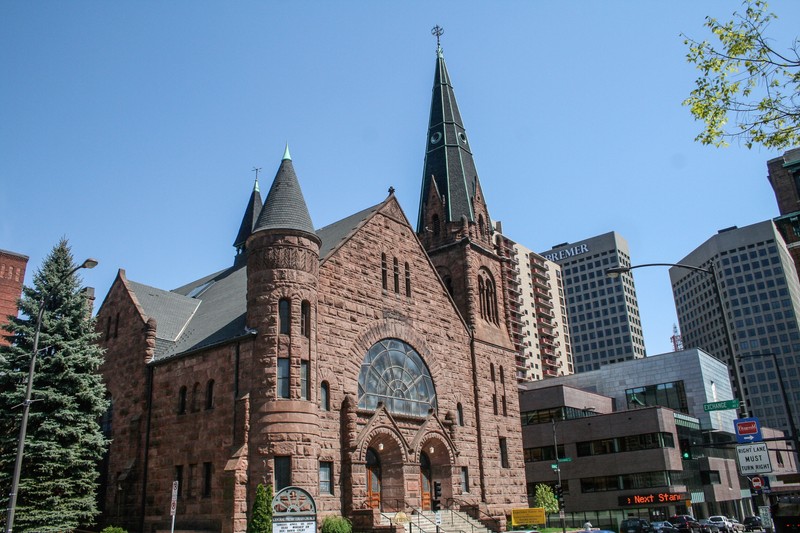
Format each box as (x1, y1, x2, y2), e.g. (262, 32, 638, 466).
(417, 45, 483, 231)
(133, 198, 387, 362)
(126, 280, 200, 344)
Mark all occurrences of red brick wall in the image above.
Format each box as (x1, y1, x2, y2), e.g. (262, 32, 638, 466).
(0, 250, 28, 346)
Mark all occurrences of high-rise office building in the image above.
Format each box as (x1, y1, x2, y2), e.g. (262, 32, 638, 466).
(495, 225, 572, 381)
(670, 220, 800, 438)
(540, 232, 646, 373)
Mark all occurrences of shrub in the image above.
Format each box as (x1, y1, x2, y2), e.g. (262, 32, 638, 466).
(101, 528, 128, 533)
(321, 515, 352, 533)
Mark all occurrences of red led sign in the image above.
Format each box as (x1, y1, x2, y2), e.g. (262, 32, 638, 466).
(618, 493, 687, 506)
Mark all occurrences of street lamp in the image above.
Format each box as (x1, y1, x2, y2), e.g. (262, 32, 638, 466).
(5, 257, 98, 533)
(605, 262, 748, 418)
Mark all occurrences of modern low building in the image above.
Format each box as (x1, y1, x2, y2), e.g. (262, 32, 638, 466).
(670, 221, 800, 443)
(540, 232, 647, 373)
(495, 226, 573, 382)
(519, 348, 798, 525)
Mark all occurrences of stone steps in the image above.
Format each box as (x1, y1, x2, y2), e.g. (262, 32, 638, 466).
(382, 510, 492, 533)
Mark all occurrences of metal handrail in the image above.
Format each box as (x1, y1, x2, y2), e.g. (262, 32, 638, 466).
(446, 498, 501, 533)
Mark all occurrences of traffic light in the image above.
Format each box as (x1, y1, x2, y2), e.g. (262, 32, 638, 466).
(555, 484, 564, 509)
(431, 481, 442, 512)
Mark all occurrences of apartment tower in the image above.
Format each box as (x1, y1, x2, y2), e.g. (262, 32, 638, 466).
(540, 232, 646, 373)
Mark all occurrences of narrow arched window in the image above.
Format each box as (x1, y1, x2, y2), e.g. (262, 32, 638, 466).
(381, 253, 388, 290)
(478, 215, 485, 237)
(443, 275, 454, 297)
(205, 379, 215, 410)
(478, 270, 498, 325)
(279, 298, 291, 335)
(405, 262, 411, 297)
(432, 215, 441, 236)
(457, 403, 464, 426)
(178, 386, 187, 415)
(490, 363, 496, 382)
(393, 257, 400, 293)
(478, 277, 487, 320)
(301, 301, 311, 338)
(499, 366, 505, 385)
(320, 381, 330, 411)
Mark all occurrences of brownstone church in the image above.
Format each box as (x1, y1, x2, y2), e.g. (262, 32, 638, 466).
(96, 43, 527, 533)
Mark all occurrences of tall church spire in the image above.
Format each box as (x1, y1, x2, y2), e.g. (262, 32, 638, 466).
(417, 29, 490, 236)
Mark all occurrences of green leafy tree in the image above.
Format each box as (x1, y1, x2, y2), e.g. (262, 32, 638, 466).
(248, 483, 273, 533)
(533, 483, 559, 515)
(683, 0, 800, 149)
(0, 239, 108, 532)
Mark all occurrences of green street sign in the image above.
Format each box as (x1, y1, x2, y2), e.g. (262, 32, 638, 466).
(703, 399, 740, 412)
(550, 464, 559, 470)
(558, 457, 572, 462)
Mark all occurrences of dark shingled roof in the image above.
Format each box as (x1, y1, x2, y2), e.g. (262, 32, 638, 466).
(233, 179, 262, 250)
(417, 46, 483, 231)
(253, 156, 315, 235)
(126, 280, 200, 345)
(133, 200, 384, 362)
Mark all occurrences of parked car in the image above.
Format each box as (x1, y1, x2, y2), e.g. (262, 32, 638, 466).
(621, 518, 654, 533)
(669, 515, 701, 533)
(729, 519, 745, 532)
(699, 519, 721, 533)
(653, 521, 679, 533)
(708, 516, 734, 533)
(743, 516, 763, 532)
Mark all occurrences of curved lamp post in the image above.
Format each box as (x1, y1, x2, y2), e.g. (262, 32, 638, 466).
(5, 258, 98, 533)
(605, 262, 748, 418)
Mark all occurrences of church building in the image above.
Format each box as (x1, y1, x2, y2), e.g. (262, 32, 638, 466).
(96, 41, 527, 533)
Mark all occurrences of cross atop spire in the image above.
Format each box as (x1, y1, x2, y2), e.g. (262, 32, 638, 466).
(431, 25, 444, 54)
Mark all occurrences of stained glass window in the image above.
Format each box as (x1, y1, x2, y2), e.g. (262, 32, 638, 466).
(357, 338, 437, 417)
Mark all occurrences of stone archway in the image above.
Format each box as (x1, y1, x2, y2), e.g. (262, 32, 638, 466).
(361, 431, 406, 512)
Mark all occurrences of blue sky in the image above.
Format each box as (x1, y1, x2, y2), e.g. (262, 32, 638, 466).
(2, 1, 798, 356)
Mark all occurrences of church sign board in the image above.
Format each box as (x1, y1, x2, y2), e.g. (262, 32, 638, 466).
(272, 487, 317, 533)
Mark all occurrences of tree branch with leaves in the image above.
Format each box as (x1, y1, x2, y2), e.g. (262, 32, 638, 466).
(683, 0, 800, 149)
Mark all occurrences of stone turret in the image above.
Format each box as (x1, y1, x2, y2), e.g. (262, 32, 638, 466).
(245, 146, 323, 494)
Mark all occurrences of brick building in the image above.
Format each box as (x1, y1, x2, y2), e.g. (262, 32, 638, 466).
(767, 148, 800, 282)
(0, 249, 28, 346)
(96, 44, 526, 532)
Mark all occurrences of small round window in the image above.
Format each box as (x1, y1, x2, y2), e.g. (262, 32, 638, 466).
(458, 132, 467, 144)
(430, 132, 442, 144)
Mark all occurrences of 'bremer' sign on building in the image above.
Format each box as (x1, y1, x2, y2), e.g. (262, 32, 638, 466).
(544, 244, 589, 262)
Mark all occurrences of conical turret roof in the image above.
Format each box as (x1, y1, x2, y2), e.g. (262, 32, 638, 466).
(253, 147, 315, 235)
(233, 177, 263, 251)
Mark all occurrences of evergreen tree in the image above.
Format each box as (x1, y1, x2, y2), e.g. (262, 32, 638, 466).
(248, 483, 273, 533)
(0, 239, 108, 532)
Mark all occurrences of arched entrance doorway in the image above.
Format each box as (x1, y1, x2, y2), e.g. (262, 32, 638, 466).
(366, 447, 381, 509)
(420, 451, 432, 510)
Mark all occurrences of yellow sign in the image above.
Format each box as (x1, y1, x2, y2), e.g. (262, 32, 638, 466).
(512, 507, 546, 526)
(394, 512, 410, 524)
